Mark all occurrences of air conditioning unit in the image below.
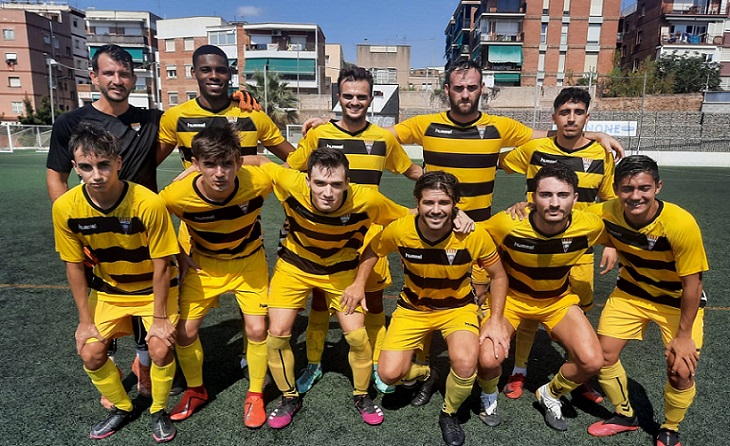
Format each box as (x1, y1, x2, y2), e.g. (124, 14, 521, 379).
(272, 30, 283, 37)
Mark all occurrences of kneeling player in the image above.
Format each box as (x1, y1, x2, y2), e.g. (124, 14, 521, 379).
(52, 124, 179, 442)
(586, 155, 707, 446)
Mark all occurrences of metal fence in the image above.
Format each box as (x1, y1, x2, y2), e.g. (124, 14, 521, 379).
(0, 125, 52, 152)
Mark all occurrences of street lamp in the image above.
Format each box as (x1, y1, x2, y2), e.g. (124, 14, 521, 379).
(46, 57, 57, 124)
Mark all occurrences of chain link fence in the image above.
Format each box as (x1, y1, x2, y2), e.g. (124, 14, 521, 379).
(0, 125, 52, 152)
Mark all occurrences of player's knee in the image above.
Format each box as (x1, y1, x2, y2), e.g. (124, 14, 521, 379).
(80, 344, 108, 370)
(176, 320, 199, 345)
(244, 317, 267, 342)
(377, 363, 403, 385)
(147, 338, 174, 365)
(666, 362, 695, 386)
(478, 341, 504, 370)
(574, 348, 604, 375)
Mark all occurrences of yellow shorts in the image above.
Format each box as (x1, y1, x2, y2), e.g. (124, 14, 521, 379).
(88, 289, 180, 342)
(598, 294, 704, 351)
(570, 257, 594, 312)
(382, 304, 480, 351)
(267, 259, 362, 313)
(485, 293, 580, 334)
(179, 248, 268, 319)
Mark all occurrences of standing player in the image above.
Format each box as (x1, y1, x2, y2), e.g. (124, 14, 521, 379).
(285, 66, 421, 395)
(159, 126, 274, 428)
(477, 164, 609, 432)
(260, 148, 410, 429)
(342, 171, 509, 446)
(46, 44, 160, 404)
(586, 155, 707, 446)
(498, 87, 614, 402)
(52, 124, 179, 442)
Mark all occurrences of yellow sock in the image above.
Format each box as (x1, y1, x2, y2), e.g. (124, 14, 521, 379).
(477, 375, 500, 395)
(597, 360, 634, 417)
(415, 331, 433, 364)
(150, 359, 176, 413)
(267, 333, 298, 397)
(343, 327, 372, 395)
(443, 369, 476, 414)
(514, 319, 539, 369)
(305, 309, 329, 364)
(364, 311, 386, 364)
(547, 369, 580, 398)
(85, 359, 133, 412)
(247, 339, 268, 393)
(176, 336, 204, 388)
(662, 381, 695, 432)
(400, 362, 431, 384)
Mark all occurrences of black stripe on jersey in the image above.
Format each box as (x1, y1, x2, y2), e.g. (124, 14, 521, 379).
(284, 196, 369, 226)
(183, 196, 264, 223)
(194, 223, 262, 256)
(94, 245, 151, 264)
(622, 265, 682, 292)
(397, 247, 473, 266)
(175, 116, 257, 133)
(109, 272, 153, 284)
(604, 221, 671, 251)
(179, 145, 258, 162)
(526, 180, 599, 203)
(501, 251, 572, 280)
(291, 235, 363, 259)
(615, 278, 705, 309)
(528, 152, 606, 175)
(503, 235, 589, 255)
(424, 123, 501, 140)
(464, 207, 492, 222)
(620, 250, 676, 272)
(279, 245, 359, 275)
(403, 265, 471, 290)
(349, 169, 384, 186)
(317, 138, 387, 157)
(424, 150, 499, 169)
(90, 275, 179, 296)
(68, 216, 145, 236)
(400, 287, 475, 310)
(508, 274, 570, 299)
(190, 219, 261, 244)
(459, 180, 495, 198)
(287, 217, 368, 242)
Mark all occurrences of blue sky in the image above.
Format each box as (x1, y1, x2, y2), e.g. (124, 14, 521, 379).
(69, 0, 457, 67)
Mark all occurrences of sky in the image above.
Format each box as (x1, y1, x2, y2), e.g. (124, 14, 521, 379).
(67, 0, 458, 68)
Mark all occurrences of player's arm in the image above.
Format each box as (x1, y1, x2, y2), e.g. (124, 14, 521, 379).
(66, 261, 103, 354)
(264, 140, 295, 162)
(156, 142, 177, 166)
(478, 257, 510, 358)
(47, 169, 70, 203)
(403, 163, 423, 180)
(666, 272, 702, 377)
(242, 155, 273, 167)
(301, 117, 330, 136)
(145, 256, 176, 348)
(341, 245, 381, 315)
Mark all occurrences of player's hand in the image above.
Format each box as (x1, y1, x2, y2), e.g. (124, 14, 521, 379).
(599, 247, 618, 275)
(302, 117, 328, 136)
(146, 317, 177, 348)
(452, 210, 475, 234)
(665, 337, 699, 378)
(173, 165, 199, 182)
(177, 252, 200, 280)
(506, 202, 531, 220)
(593, 132, 624, 160)
(75, 322, 104, 355)
(231, 90, 261, 112)
(340, 284, 367, 315)
(479, 316, 510, 359)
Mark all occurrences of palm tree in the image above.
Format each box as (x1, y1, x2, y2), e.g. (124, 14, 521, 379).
(246, 70, 299, 128)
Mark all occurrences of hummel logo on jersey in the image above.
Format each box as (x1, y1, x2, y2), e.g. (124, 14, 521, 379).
(239, 201, 249, 214)
(119, 217, 132, 234)
(582, 158, 592, 172)
(339, 213, 351, 224)
(646, 235, 658, 250)
(561, 238, 573, 253)
(131, 123, 141, 132)
(326, 143, 344, 150)
(78, 224, 97, 231)
(446, 249, 457, 265)
(513, 242, 535, 250)
(434, 128, 453, 135)
(539, 157, 558, 164)
(364, 140, 374, 155)
(477, 125, 487, 139)
(226, 116, 237, 124)
(404, 252, 423, 260)
(187, 123, 206, 128)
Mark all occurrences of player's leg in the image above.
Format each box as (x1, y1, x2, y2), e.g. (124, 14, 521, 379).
(296, 288, 328, 393)
(131, 316, 152, 397)
(504, 319, 538, 399)
(569, 261, 603, 403)
(365, 288, 393, 393)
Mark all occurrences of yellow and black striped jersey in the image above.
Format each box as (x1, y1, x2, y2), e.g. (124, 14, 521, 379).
(52, 182, 179, 302)
(370, 215, 500, 311)
(587, 199, 709, 308)
(261, 163, 409, 275)
(159, 98, 285, 168)
(395, 112, 532, 221)
(500, 137, 616, 209)
(287, 120, 412, 189)
(159, 166, 273, 260)
(483, 210, 607, 300)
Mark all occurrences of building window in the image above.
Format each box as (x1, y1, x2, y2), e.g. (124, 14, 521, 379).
(75, 39, 80, 49)
(169, 92, 179, 105)
(187, 91, 197, 100)
(73, 18, 78, 27)
(560, 24, 568, 45)
(209, 30, 236, 46)
(185, 64, 193, 78)
(632, 59, 640, 70)
(166, 66, 177, 79)
(636, 31, 642, 45)
(8, 76, 21, 87)
(541, 23, 548, 43)
(587, 24, 601, 44)
(589, 0, 603, 16)
(370, 67, 397, 84)
(11, 101, 23, 114)
(2, 29, 14, 40)
(165, 39, 175, 52)
(184, 38, 194, 51)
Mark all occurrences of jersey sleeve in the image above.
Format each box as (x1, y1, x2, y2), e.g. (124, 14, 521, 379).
(470, 225, 501, 268)
(597, 153, 617, 202)
(581, 211, 609, 247)
(286, 129, 318, 171)
(367, 219, 400, 258)
(494, 116, 533, 148)
(46, 112, 79, 173)
(253, 112, 287, 147)
(52, 193, 84, 263)
(158, 108, 179, 146)
(393, 117, 423, 145)
(261, 162, 297, 202)
(366, 189, 410, 226)
(481, 212, 513, 246)
(499, 142, 533, 174)
(139, 193, 179, 259)
(669, 211, 709, 277)
(383, 132, 414, 175)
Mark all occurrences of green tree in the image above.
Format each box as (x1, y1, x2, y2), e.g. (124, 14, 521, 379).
(17, 96, 61, 125)
(245, 70, 298, 128)
(656, 52, 720, 93)
(599, 58, 673, 97)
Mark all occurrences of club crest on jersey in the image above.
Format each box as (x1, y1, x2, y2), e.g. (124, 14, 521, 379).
(445, 249, 457, 265)
(227, 116, 238, 124)
(364, 140, 374, 155)
(119, 217, 132, 234)
(131, 123, 141, 132)
(340, 213, 351, 224)
(582, 158, 592, 172)
(646, 235, 658, 250)
(561, 238, 573, 253)
(239, 201, 249, 214)
(477, 125, 487, 139)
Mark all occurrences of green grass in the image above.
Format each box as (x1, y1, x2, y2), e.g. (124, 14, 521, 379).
(1, 152, 728, 445)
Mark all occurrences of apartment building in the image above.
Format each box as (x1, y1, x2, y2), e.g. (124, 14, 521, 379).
(356, 44, 411, 89)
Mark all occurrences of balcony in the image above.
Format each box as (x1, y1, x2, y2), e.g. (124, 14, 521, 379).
(86, 34, 148, 46)
(479, 1, 526, 15)
(662, 1, 723, 16)
(661, 33, 721, 45)
(247, 43, 315, 52)
(480, 32, 523, 43)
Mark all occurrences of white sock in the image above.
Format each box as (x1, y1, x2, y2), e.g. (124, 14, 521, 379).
(511, 366, 527, 376)
(136, 349, 151, 367)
